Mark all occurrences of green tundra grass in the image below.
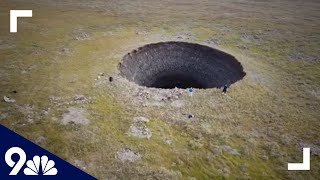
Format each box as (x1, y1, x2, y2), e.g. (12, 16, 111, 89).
(0, 0, 319, 179)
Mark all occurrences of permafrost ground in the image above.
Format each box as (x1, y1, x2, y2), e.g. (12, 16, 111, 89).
(0, 0, 319, 179)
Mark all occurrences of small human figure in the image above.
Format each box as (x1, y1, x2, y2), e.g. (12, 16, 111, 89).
(222, 84, 228, 94)
(188, 87, 193, 97)
(109, 77, 113, 82)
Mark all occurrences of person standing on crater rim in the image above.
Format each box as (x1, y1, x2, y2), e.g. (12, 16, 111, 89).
(222, 83, 229, 95)
(188, 87, 194, 96)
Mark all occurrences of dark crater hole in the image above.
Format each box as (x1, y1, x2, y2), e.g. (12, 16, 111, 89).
(119, 42, 246, 89)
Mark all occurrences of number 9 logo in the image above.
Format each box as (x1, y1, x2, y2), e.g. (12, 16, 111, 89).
(5, 147, 27, 175)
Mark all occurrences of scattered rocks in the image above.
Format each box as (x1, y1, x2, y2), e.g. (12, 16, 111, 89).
(21, 70, 28, 74)
(309, 89, 320, 100)
(75, 31, 91, 41)
(152, 32, 195, 41)
(220, 145, 241, 156)
(74, 160, 87, 170)
(98, 72, 105, 77)
(175, 32, 195, 40)
(17, 104, 34, 115)
(153, 88, 184, 102)
(128, 124, 152, 139)
(135, 30, 149, 36)
(205, 38, 221, 46)
(0, 112, 8, 121)
(3, 96, 15, 103)
(49, 95, 91, 106)
(218, 26, 232, 35)
(289, 52, 318, 62)
(11, 104, 38, 123)
(49, 96, 62, 104)
(42, 107, 51, 116)
(31, 44, 43, 55)
(164, 137, 173, 145)
(241, 34, 263, 44)
(95, 73, 106, 81)
(128, 116, 152, 139)
(74, 95, 91, 104)
(19, 64, 38, 75)
(26, 115, 34, 123)
(35, 136, 46, 144)
(116, 148, 141, 163)
(62, 107, 89, 125)
(167, 88, 184, 100)
(142, 101, 163, 107)
(171, 100, 185, 108)
(133, 116, 150, 123)
(212, 145, 241, 156)
(237, 45, 249, 50)
(59, 47, 71, 54)
(94, 73, 104, 81)
(153, 167, 182, 179)
(136, 89, 151, 99)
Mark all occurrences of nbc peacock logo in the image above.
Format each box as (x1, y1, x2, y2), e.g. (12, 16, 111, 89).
(1, 125, 96, 179)
(5, 147, 58, 176)
(24, 155, 58, 176)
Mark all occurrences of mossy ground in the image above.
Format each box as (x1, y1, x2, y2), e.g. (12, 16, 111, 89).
(0, 0, 319, 179)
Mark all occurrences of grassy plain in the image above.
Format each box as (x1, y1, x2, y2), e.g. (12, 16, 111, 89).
(0, 0, 319, 179)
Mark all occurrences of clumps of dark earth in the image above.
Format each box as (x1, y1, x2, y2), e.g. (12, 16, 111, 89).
(119, 41, 246, 89)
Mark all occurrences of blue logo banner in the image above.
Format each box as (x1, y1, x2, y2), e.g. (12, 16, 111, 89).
(0, 125, 97, 179)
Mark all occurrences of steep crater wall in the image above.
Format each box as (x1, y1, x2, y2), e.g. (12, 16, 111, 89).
(119, 42, 246, 89)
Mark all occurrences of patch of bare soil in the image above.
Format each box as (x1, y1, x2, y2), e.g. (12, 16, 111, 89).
(62, 107, 89, 125)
